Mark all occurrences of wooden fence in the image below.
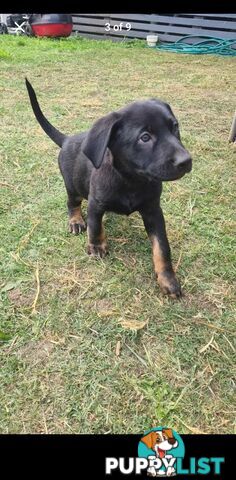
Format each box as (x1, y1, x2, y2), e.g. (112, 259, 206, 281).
(72, 13, 236, 43)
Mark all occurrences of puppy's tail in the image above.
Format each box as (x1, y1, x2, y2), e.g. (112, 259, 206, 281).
(25, 78, 67, 148)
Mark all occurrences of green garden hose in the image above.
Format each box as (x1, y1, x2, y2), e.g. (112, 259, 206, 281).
(155, 35, 236, 56)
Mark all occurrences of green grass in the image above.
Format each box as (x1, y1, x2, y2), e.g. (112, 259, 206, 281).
(0, 34, 235, 434)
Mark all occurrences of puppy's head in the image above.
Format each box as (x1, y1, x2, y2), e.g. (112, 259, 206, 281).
(141, 428, 178, 453)
(82, 99, 192, 182)
(156, 428, 178, 451)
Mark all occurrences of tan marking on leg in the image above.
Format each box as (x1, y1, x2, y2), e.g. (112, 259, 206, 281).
(87, 224, 108, 257)
(150, 235, 168, 275)
(69, 205, 86, 235)
(97, 224, 106, 246)
(88, 224, 106, 246)
(149, 235, 181, 297)
(69, 206, 84, 224)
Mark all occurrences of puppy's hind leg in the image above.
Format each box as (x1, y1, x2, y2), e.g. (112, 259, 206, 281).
(67, 193, 87, 235)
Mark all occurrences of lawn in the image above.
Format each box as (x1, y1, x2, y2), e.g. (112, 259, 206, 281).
(0, 35, 235, 434)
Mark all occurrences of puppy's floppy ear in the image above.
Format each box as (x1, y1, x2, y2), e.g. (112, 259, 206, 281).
(162, 428, 176, 445)
(82, 112, 121, 169)
(162, 428, 174, 439)
(140, 431, 157, 451)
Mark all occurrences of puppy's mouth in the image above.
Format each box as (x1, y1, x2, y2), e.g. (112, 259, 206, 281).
(158, 163, 192, 181)
(139, 169, 190, 183)
(162, 170, 189, 181)
(160, 159, 192, 181)
(137, 159, 192, 183)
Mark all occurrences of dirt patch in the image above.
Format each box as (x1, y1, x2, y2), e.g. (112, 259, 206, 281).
(8, 288, 34, 308)
(185, 281, 234, 316)
(94, 298, 118, 317)
(183, 292, 222, 316)
(16, 340, 54, 365)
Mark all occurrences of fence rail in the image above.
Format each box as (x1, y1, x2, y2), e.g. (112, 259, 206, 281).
(72, 13, 236, 43)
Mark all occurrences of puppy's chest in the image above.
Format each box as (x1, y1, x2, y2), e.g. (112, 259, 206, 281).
(106, 187, 152, 215)
(92, 164, 161, 215)
(116, 191, 140, 214)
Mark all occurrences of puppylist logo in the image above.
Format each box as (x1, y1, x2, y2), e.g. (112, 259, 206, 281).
(138, 427, 183, 476)
(105, 427, 225, 477)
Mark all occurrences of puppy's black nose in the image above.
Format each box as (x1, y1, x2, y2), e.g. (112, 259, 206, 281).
(168, 437, 176, 445)
(174, 155, 192, 173)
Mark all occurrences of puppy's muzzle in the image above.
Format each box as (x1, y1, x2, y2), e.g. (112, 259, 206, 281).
(173, 154, 192, 174)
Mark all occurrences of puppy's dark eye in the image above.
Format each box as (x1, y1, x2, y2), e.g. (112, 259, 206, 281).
(140, 132, 151, 143)
(173, 122, 180, 133)
(173, 121, 180, 138)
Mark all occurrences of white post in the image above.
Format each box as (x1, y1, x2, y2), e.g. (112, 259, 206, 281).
(229, 111, 236, 143)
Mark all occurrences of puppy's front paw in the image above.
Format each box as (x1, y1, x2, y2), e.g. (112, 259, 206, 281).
(157, 271, 182, 299)
(87, 243, 108, 258)
(69, 220, 87, 235)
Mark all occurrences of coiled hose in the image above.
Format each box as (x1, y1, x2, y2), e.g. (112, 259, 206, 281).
(155, 35, 236, 56)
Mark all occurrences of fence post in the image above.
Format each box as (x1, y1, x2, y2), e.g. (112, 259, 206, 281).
(229, 111, 236, 143)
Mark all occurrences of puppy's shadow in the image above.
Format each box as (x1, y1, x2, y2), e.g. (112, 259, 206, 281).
(103, 211, 150, 259)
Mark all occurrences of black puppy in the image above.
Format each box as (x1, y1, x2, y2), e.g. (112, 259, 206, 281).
(25, 78, 192, 298)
